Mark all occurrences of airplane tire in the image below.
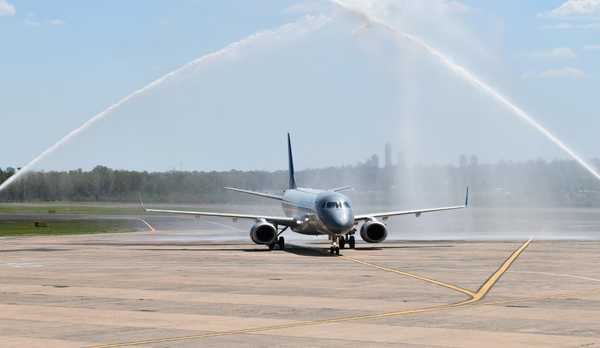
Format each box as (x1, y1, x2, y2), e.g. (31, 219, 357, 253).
(339, 236, 346, 249)
(278, 236, 285, 250)
(329, 247, 335, 255)
(349, 236, 355, 249)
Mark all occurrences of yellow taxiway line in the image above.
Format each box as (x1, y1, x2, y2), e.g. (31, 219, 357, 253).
(470, 238, 532, 302)
(342, 256, 476, 297)
(88, 239, 532, 348)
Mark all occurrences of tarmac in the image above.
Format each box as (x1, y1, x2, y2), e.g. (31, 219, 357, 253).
(0, 227, 599, 347)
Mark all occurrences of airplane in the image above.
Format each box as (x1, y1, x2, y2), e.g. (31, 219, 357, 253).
(142, 134, 469, 256)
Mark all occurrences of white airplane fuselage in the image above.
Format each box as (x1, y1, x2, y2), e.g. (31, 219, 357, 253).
(281, 188, 354, 236)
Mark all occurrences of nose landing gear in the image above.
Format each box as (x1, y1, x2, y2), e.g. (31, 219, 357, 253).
(329, 235, 341, 256)
(329, 245, 340, 256)
(329, 234, 356, 255)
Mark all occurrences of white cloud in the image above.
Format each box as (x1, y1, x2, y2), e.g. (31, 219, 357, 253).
(541, 67, 586, 79)
(444, 1, 472, 14)
(24, 18, 41, 27)
(584, 44, 600, 51)
(539, 0, 600, 29)
(24, 13, 65, 27)
(544, 0, 600, 18)
(523, 67, 587, 80)
(540, 22, 572, 30)
(48, 19, 65, 26)
(0, 0, 15, 16)
(529, 47, 577, 59)
(540, 21, 600, 30)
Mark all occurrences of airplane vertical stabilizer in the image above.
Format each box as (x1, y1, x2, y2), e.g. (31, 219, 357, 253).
(287, 133, 297, 189)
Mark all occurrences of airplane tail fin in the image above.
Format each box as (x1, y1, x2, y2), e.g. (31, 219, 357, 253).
(287, 133, 297, 189)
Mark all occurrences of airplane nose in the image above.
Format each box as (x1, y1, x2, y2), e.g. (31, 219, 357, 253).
(324, 210, 354, 232)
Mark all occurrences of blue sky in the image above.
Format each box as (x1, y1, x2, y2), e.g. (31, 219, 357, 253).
(1, 0, 600, 171)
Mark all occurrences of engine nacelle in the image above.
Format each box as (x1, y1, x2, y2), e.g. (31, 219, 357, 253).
(360, 219, 388, 243)
(250, 220, 277, 245)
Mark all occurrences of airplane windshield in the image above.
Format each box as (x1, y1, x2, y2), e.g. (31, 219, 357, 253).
(323, 201, 350, 209)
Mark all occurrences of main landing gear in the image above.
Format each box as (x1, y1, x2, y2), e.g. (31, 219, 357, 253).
(268, 226, 288, 250)
(338, 235, 356, 250)
(348, 235, 356, 249)
(269, 236, 285, 250)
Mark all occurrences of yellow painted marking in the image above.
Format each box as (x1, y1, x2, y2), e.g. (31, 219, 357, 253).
(470, 238, 532, 301)
(342, 256, 476, 297)
(88, 240, 531, 348)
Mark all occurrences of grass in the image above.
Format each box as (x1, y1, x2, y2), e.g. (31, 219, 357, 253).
(0, 220, 134, 236)
(0, 203, 142, 215)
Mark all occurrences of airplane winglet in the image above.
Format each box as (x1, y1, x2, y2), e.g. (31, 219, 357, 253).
(465, 186, 470, 207)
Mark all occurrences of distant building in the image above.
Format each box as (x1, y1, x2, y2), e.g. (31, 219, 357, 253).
(396, 151, 405, 169)
(470, 155, 479, 168)
(459, 154, 468, 168)
(366, 154, 379, 168)
(385, 142, 392, 168)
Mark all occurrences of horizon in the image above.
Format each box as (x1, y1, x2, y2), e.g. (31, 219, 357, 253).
(4, 152, 600, 174)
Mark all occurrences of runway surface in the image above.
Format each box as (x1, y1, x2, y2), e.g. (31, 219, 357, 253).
(0, 229, 599, 347)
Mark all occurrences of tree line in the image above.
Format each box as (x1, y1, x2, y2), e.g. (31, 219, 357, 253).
(2, 157, 600, 207)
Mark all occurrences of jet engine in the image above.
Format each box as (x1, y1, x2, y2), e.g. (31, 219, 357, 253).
(250, 220, 278, 245)
(360, 219, 388, 243)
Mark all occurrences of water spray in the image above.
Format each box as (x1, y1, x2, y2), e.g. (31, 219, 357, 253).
(332, 0, 600, 182)
(0, 15, 330, 194)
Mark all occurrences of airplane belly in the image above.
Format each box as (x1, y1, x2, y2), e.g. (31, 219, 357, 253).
(281, 195, 328, 235)
(291, 215, 329, 235)
(291, 228, 324, 236)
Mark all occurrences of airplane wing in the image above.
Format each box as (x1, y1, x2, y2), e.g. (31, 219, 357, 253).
(141, 202, 297, 226)
(330, 185, 353, 192)
(224, 187, 283, 201)
(354, 187, 469, 221)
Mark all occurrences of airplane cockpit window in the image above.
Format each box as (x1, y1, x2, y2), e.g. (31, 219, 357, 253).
(343, 201, 351, 208)
(325, 202, 343, 209)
